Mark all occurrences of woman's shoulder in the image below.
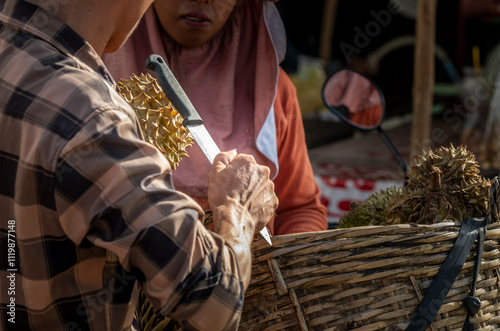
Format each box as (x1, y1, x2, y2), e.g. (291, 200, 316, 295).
(277, 67, 296, 94)
(275, 67, 299, 113)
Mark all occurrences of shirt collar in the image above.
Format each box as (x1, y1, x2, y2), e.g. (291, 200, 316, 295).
(0, 0, 115, 85)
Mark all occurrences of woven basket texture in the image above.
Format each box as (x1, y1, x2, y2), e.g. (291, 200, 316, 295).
(239, 222, 500, 331)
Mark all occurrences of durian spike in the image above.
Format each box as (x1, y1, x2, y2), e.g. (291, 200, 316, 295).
(429, 166, 442, 192)
(117, 73, 193, 170)
(387, 144, 491, 225)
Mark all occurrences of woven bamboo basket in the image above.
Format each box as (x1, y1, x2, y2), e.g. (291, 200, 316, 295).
(137, 179, 500, 330)
(239, 222, 500, 330)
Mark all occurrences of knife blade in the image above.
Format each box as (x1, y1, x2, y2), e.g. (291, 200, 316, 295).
(145, 54, 272, 246)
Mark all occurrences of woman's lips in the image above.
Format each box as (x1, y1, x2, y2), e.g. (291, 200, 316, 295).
(182, 12, 210, 26)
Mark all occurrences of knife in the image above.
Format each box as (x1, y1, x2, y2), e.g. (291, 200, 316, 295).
(145, 54, 272, 246)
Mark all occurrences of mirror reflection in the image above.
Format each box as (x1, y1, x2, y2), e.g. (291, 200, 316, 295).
(323, 69, 384, 130)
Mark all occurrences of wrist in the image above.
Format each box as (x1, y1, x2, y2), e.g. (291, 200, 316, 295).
(211, 200, 255, 288)
(212, 201, 255, 246)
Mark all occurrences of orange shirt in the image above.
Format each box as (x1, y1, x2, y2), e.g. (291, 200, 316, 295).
(270, 68, 328, 235)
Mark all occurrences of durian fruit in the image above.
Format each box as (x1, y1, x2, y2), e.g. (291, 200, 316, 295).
(338, 144, 491, 227)
(386, 145, 491, 225)
(117, 73, 192, 170)
(405, 144, 483, 190)
(338, 186, 403, 228)
(120, 74, 194, 330)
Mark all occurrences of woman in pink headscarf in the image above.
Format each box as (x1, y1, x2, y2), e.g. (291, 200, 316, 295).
(102, 0, 327, 235)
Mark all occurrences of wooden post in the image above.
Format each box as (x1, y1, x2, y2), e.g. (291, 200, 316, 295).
(319, 0, 339, 72)
(411, 0, 437, 159)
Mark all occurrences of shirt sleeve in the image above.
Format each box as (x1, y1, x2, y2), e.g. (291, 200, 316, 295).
(272, 68, 328, 235)
(53, 107, 244, 330)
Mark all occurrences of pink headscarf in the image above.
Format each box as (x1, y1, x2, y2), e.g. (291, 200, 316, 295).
(102, 0, 286, 199)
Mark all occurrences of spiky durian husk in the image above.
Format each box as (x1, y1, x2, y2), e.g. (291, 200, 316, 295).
(118, 73, 192, 170)
(338, 186, 403, 228)
(405, 144, 482, 190)
(339, 145, 491, 227)
(386, 173, 490, 225)
(122, 74, 193, 329)
(386, 145, 491, 224)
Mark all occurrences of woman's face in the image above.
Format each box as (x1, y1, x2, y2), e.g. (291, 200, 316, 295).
(154, 0, 239, 48)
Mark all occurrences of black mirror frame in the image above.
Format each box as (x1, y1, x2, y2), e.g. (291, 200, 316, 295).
(321, 68, 387, 132)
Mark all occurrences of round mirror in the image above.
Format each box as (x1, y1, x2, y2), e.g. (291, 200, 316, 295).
(322, 69, 385, 130)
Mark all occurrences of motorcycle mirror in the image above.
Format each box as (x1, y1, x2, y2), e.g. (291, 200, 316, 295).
(322, 68, 409, 177)
(322, 68, 384, 131)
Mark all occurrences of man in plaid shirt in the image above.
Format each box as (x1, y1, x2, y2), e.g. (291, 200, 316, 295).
(0, 0, 278, 330)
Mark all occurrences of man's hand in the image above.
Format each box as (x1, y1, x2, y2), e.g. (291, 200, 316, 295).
(208, 150, 278, 232)
(207, 150, 278, 287)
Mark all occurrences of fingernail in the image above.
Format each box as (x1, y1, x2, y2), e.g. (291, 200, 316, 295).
(228, 149, 237, 161)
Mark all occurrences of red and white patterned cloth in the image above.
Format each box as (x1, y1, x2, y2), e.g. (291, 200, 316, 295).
(314, 163, 405, 227)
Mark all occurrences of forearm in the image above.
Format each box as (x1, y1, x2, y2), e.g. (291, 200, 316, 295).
(212, 200, 255, 289)
(54, 113, 248, 329)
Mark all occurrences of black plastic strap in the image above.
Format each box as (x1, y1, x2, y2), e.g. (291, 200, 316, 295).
(407, 217, 487, 331)
(462, 222, 486, 330)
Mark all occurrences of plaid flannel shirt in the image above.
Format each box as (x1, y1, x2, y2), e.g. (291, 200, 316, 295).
(0, 1, 245, 330)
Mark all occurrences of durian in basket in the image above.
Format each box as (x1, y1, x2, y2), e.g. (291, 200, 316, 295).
(339, 144, 492, 228)
(240, 145, 500, 330)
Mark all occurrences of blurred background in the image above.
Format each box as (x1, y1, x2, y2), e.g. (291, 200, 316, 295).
(273, 0, 500, 226)
(276, 0, 500, 146)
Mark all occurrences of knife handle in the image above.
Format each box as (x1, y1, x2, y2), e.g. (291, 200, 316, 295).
(145, 54, 203, 127)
